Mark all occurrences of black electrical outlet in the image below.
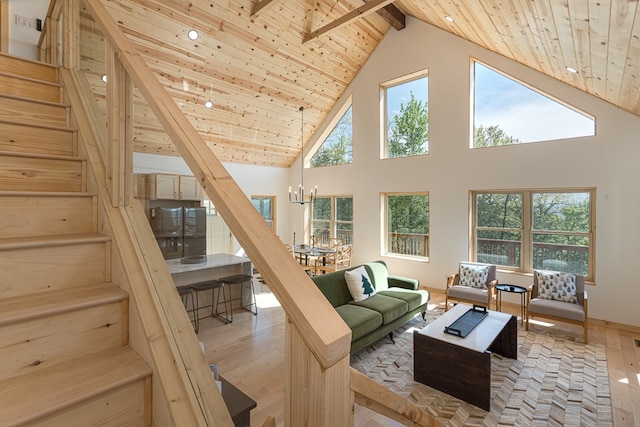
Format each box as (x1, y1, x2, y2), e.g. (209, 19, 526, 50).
(36, 18, 42, 32)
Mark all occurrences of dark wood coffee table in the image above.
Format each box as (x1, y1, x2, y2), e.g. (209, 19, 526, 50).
(413, 304, 517, 410)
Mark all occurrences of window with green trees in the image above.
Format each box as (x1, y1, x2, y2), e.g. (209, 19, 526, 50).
(251, 196, 275, 230)
(384, 193, 429, 259)
(383, 73, 429, 158)
(473, 61, 595, 148)
(311, 196, 353, 246)
(473, 190, 594, 279)
(310, 105, 353, 167)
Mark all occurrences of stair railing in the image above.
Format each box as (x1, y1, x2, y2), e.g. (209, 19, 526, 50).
(40, 0, 440, 425)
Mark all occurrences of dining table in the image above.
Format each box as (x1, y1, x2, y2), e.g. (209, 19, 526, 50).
(293, 245, 335, 266)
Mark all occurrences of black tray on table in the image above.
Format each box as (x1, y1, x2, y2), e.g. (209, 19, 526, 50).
(444, 305, 488, 338)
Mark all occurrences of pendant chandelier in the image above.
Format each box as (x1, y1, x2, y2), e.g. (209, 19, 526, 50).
(289, 106, 317, 204)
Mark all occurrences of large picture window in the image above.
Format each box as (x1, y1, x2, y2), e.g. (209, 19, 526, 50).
(382, 72, 429, 159)
(383, 193, 429, 259)
(473, 190, 594, 279)
(472, 61, 595, 147)
(311, 196, 353, 246)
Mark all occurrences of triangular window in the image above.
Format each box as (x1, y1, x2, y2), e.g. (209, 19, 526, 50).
(310, 105, 353, 167)
(473, 61, 595, 148)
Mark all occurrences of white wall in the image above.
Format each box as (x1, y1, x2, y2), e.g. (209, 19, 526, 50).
(298, 17, 640, 327)
(8, 0, 48, 60)
(134, 18, 640, 327)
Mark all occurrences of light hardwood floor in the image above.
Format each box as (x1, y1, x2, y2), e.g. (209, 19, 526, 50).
(197, 283, 640, 426)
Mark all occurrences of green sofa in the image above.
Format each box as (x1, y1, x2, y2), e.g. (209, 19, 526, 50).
(312, 260, 430, 354)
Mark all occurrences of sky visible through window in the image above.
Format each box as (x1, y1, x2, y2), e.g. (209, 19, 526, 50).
(474, 63, 595, 143)
(386, 77, 428, 121)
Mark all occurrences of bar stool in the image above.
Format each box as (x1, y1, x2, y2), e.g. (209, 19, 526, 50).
(189, 279, 230, 331)
(177, 285, 197, 332)
(219, 274, 258, 322)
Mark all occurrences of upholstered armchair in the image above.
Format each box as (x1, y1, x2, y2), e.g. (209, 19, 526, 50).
(445, 262, 498, 311)
(526, 270, 588, 343)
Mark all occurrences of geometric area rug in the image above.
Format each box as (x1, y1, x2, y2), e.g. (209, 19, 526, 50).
(350, 308, 612, 427)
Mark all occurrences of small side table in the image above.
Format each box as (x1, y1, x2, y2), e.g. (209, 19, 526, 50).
(495, 284, 528, 325)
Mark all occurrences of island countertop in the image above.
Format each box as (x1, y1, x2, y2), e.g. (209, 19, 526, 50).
(167, 253, 251, 286)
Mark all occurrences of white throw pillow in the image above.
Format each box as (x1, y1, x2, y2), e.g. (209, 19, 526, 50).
(459, 263, 490, 289)
(345, 266, 376, 302)
(535, 270, 578, 303)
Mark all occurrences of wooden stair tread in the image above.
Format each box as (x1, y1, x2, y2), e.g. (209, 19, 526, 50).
(0, 69, 62, 88)
(0, 150, 85, 162)
(0, 346, 151, 426)
(0, 117, 77, 132)
(0, 232, 110, 250)
(0, 190, 95, 198)
(0, 92, 70, 108)
(0, 283, 127, 326)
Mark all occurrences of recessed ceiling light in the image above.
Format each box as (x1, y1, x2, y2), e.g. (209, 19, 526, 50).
(101, 74, 107, 83)
(566, 66, 578, 74)
(188, 29, 199, 41)
(204, 100, 213, 109)
(445, 15, 455, 23)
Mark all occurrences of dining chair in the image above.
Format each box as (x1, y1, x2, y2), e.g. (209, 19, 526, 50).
(328, 237, 344, 248)
(309, 235, 323, 247)
(288, 244, 315, 276)
(315, 244, 352, 274)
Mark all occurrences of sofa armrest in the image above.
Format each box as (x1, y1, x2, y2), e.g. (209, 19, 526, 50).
(388, 275, 419, 290)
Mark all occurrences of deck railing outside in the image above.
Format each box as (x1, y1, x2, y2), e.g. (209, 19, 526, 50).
(389, 232, 429, 257)
(477, 238, 589, 275)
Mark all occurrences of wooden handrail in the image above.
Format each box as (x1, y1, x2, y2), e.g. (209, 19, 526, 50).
(49, 1, 441, 425)
(82, 0, 351, 368)
(60, 67, 232, 425)
(79, 0, 352, 424)
(351, 368, 442, 427)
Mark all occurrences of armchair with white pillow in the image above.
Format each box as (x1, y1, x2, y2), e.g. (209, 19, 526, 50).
(526, 270, 588, 343)
(445, 262, 498, 311)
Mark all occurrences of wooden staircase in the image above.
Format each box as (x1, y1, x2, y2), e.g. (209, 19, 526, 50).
(0, 54, 152, 425)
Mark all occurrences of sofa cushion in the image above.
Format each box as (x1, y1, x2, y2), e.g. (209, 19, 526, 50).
(364, 261, 390, 290)
(335, 305, 383, 341)
(350, 294, 408, 325)
(378, 288, 429, 311)
(312, 272, 353, 307)
(345, 266, 377, 302)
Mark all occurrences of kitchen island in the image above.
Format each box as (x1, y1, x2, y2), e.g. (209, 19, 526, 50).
(166, 253, 251, 286)
(167, 254, 253, 320)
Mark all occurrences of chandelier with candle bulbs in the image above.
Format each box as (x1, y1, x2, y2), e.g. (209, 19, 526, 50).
(289, 106, 317, 204)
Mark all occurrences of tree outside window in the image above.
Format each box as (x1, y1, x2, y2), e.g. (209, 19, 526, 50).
(311, 196, 353, 246)
(385, 193, 429, 259)
(311, 106, 353, 167)
(383, 74, 429, 158)
(472, 61, 594, 148)
(473, 190, 593, 278)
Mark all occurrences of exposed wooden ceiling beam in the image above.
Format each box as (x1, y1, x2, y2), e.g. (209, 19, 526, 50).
(251, 0, 281, 19)
(303, 0, 398, 44)
(375, 4, 405, 30)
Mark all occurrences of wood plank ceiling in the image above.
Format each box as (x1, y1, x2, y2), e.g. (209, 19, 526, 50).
(97, 0, 640, 167)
